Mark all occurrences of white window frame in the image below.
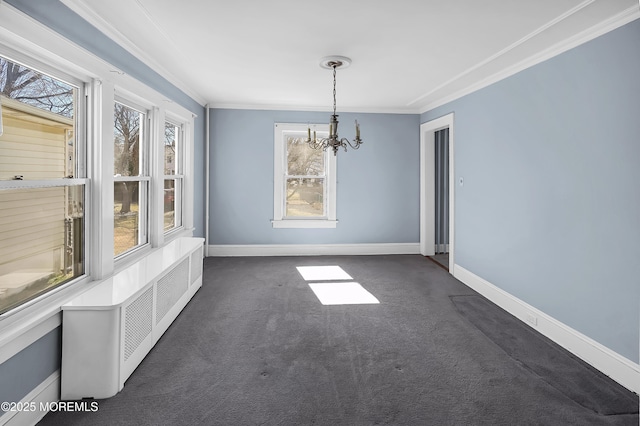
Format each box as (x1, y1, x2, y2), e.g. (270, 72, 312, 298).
(0, 4, 197, 365)
(162, 117, 184, 235)
(0, 47, 91, 317)
(272, 123, 337, 229)
(113, 98, 150, 260)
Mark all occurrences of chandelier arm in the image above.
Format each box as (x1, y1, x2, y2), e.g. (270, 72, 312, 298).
(341, 138, 363, 150)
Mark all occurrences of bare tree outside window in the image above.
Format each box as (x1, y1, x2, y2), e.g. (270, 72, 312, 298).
(114, 103, 141, 213)
(164, 122, 176, 174)
(0, 57, 74, 118)
(113, 102, 145, 256)
(285, 136, 326, 217)
(287, 136, 324, 176)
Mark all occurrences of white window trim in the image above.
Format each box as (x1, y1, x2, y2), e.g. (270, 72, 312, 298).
(161, 118, 185, 236)
(113, 98, 151, 260)
(180, 117, 195, 233)
(0, 40, 93, 355)
(0, 52, 90, 308)
(0, 3, 198, 362)
(272, 123, 337, 229)
(90, 78, 115, 280)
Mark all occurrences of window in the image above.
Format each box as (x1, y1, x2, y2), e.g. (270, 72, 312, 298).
(0, 13, 197, 323)
(273, 123, 337, 228)
(113, 101, 148, 257)
(0, 55, 85, 314)
(163, 120, 183, 232)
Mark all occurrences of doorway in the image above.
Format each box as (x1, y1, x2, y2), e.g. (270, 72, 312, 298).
(420, 113, 454, 273)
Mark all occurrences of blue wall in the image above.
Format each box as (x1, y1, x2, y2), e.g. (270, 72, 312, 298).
(422, 19, 640, 362)
(0, 328, 60, 414)
(210, 109, 420, 245)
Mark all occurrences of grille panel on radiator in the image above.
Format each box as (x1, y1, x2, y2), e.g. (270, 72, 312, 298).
(190, 247, 203, 285)
(124, 287, 153, 362)
(156, 258, 189, 324)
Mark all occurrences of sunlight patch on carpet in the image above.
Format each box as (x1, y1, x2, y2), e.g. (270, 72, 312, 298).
(296, 265, 353, 281)
(308, 282, 380, 305)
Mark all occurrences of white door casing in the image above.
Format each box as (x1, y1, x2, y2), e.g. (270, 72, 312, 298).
(420, 113, 455, 273)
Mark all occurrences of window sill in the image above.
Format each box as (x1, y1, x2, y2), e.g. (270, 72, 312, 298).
(271, 219, 338, 229)
(0, 274, 92, 364)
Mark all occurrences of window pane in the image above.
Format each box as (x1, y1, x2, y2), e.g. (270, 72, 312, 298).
(286, 178, 324, 217)
(163, 179, 175, 231)
(114, 181, 143, 256)
(114, 103, 143, 176)
(0, 185, 84, 314)
(164, 122, 178, 175)
(286, 135, 324, 176)
(1, 56, 76, 180)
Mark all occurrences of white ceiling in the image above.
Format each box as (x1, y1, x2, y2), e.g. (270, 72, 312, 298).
(62, 0, 638, 113)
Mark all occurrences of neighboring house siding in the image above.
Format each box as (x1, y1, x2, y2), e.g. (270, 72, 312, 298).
(0, 187, 65, 275)
(0, 98, 71, 180)
(0, 99, 69, 278)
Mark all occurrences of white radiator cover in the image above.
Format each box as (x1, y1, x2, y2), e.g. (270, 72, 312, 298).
(60, 238, 204, 400)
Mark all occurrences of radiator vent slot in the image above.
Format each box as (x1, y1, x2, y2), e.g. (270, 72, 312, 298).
(190, 247, 203, 285)
(124, 287, 153, 362)
(156, 258, 189, 324)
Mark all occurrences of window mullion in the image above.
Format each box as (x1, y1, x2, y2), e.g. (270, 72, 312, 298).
(149, 107, 164, 247)
(93, 78, 115, 279)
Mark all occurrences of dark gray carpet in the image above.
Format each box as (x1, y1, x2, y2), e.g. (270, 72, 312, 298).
(451, 295, 638, 416)
(40, 255, 638, 426)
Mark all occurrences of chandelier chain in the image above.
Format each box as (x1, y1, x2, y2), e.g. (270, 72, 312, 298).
(332, 65, 337, 116)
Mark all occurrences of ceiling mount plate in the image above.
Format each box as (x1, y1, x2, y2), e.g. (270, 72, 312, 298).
(320, 56, 352, 69)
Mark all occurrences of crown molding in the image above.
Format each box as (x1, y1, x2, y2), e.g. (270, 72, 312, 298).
(54, 0, 639, 117)
(419, 6, 640, 114)
(207, 102, 420, 115)
(0, 2, 195, 121)
(410, 0, 596, 108)
(61, 0, 207, 107)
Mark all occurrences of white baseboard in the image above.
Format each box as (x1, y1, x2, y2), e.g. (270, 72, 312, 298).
(208, 243, 421, 257)
(453, 265, 640, 394)
(0, 371, 59, 426)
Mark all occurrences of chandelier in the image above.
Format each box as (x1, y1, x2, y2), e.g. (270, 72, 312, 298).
(307, 56, 362, 156)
